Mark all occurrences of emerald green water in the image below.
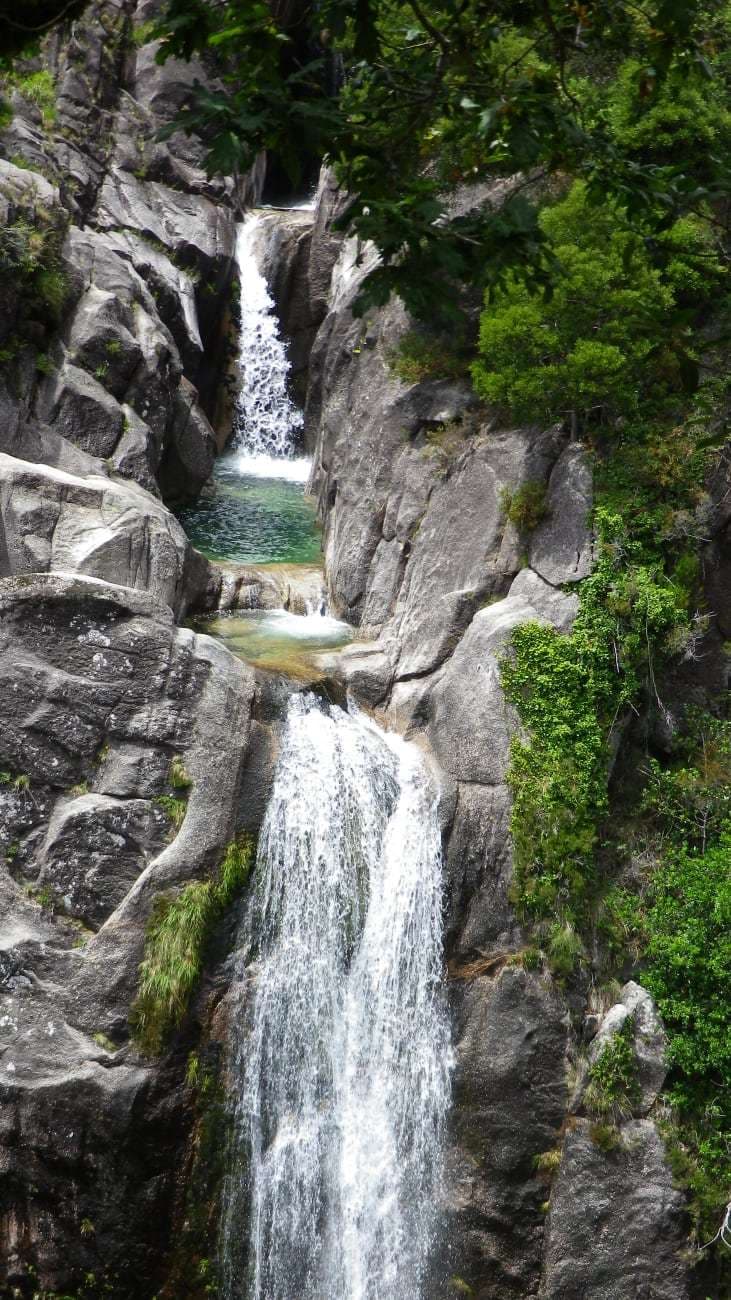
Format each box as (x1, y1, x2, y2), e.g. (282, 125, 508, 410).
(177, 454, 321, 566)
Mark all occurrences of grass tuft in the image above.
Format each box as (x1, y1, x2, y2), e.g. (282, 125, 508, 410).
(130, 835, 255, 1054)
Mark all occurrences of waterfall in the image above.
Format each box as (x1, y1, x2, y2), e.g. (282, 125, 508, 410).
(220, 694, 452, 1300)
(231, 213, 306, 478)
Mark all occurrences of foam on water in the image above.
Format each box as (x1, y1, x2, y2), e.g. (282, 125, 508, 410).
(220, 694, 452, 1300)
(233, 215, 305, 468)
(227, 450, 312, 484)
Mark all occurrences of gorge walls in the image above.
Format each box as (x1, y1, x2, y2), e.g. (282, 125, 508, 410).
(0, 5, 728, 1298)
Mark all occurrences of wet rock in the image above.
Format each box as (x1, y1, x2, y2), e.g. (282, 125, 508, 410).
(157, 376, 216, 505)
(436, 966, 569, 1298)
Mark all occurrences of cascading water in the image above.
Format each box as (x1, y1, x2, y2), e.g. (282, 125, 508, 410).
(231, 214, 308, 479)
(177, 209, 317, 564)
(220, 694, 452, 1300)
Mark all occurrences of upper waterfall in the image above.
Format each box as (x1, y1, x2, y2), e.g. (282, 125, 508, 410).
(220, 694, 452, 1300)
(231, 213, 308, 481)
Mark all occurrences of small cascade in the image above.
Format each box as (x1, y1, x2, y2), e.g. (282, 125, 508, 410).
(231, 214, 308, 479)
(220, 694, 452, 1300)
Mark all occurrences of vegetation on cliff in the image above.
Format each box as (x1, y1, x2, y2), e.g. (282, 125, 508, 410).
(1, 0, 728, 1280)
(131, 836, 255, 1055)
(150, 0, 731, 318)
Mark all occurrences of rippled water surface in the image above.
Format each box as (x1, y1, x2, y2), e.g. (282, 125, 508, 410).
(195, 609, 353, 678)
(177, 455, 321, 566)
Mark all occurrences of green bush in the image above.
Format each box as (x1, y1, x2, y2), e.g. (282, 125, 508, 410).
(589, 1122, 620, 1153)
(9, 69, 57, 128)
(546, 919, 585, 978)
(132, 19, 158, 47)
(604, 715, 731, 1248)
(644, 834, 731, 1111)
(501, 509, 687, 919)
(604, 58, 731, 176)
(169, 755, 193, 790)
(641, 713, 731, 853)
(641, 833, 731, 1243)
(501, 481, 547, 533)
(584, 1015, 639, 1120)
(471, 181, 724, 427)
(388, 330, 467, 385)
(154, 793, 187, 832)
(0, 201, 68, 362)
(130, 835, 255, 1054)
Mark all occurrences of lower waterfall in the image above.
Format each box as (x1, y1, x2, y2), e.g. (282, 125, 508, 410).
(220, 694, 452, 1300)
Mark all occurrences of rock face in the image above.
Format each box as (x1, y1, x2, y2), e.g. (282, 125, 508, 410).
(303, 227, 706, 1300)
(0, 10, 724, 1300)
(0, 573, 255, 1294)
(438, 967, 570, 1299)
(0, 5, 269, 1295)
(0, 452, 212, 617)
(540, 1119, 690, 1300)
(0, 0, 255, 506)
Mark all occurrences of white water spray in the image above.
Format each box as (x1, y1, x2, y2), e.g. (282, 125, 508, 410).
(220, 694, 452, 1300)
(231, 214, 307, 477)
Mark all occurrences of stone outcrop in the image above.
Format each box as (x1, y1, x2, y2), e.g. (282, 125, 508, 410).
(0, 573, 255, 1293)
(0, 5, 269, 1294)
(540, 1119, 689, 1300)
(0, 452, 212, 617)
(303, 221, 705, 1300)
(0, 0, 256, 505)
(0, 7, 725, 1297)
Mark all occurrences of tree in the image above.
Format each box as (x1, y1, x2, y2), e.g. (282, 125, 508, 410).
(0, 0, 87, 60)
(148, 0, 731, 317)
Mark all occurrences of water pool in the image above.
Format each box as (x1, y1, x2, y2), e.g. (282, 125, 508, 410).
(177, 454, 321, 567)
(194, 608, 353, 679)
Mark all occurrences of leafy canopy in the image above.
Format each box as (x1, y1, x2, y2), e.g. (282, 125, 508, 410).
(148, 0, 731, 318)
(472, 181, 725, 424)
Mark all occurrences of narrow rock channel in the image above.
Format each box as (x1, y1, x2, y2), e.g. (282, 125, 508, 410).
(0, 5, 728, 1299)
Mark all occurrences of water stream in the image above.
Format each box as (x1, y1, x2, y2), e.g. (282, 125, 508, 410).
(220, 694, 452, 1300)
(178, 209, 339, 676)
(182, 208, 451, 1297)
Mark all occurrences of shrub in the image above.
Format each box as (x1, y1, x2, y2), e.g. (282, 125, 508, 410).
(584, 1015, 639, 1121)
(11, 70, 57, 128)
(130, 836, 255, 1053)
(546, 920, 585, 978)
(604, 59, 731, 177)
(643, 834, 731, 1147)
(0, 199, 69, 367)
(35, 351, 55, 375)
(388, 330, 467, 385)
(589, 1122, 620, 1153)
(641, 713, 731, 853)
(471, 181, 724, 427)
(501, 481, 547, 533)
(534, 1146, 562, 1175)
(502, 510, 687, 919)
(132, 19, 158, 47)
(155, 793, 187, 832)
(169, 755, 193, 790)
